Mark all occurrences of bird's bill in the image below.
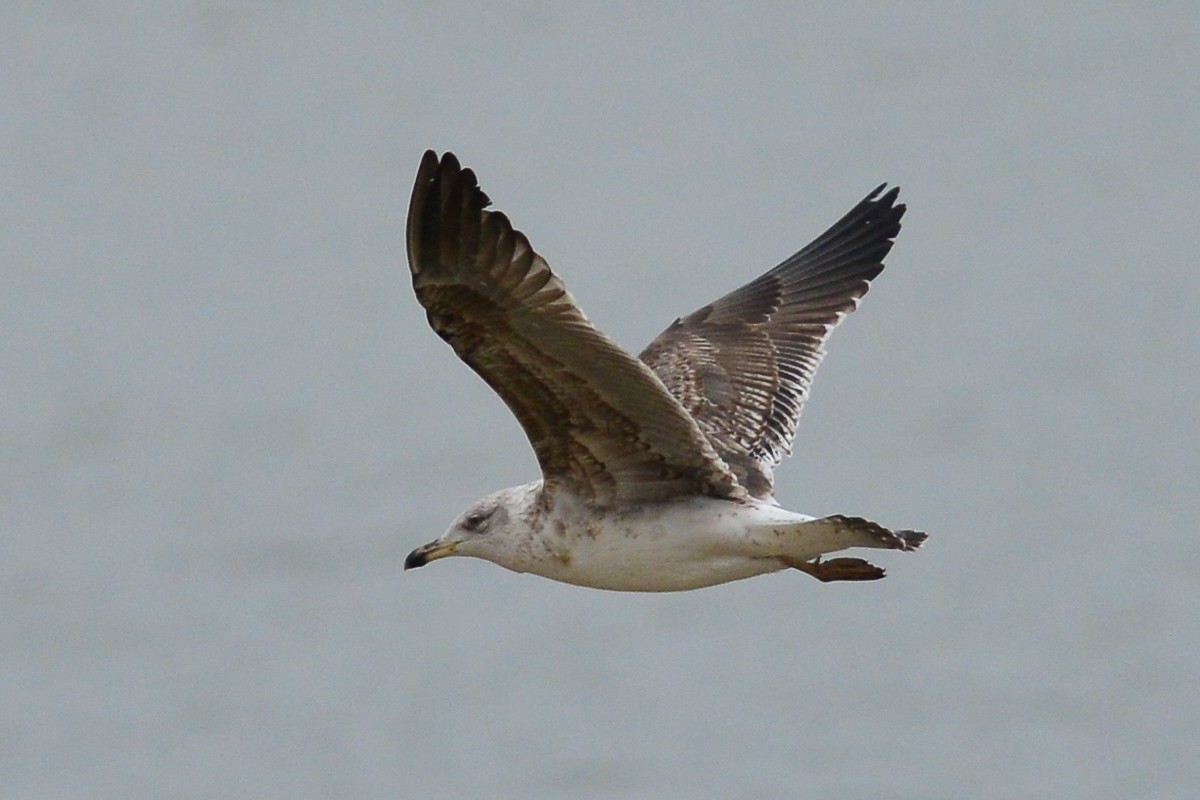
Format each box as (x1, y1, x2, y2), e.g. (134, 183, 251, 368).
(404, 539, 459, 570)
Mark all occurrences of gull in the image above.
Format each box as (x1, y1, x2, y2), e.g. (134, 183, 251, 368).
(403, 150, 925, 591)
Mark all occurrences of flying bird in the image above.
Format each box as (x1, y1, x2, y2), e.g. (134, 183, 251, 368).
(404, 150, 925, 591)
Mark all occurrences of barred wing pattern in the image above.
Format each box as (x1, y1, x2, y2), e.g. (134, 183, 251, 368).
(407, 151, 743, 506)
(639, 186, 905, 498)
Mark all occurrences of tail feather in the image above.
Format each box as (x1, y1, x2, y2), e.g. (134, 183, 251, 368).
(818, 514, 927, 552)
(776, 514, 926, 583)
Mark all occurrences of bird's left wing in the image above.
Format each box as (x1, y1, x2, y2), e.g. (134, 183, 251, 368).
(639, 184, 905, 498)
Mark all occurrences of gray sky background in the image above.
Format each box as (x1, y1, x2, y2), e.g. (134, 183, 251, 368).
(3, 3, 1198, 798)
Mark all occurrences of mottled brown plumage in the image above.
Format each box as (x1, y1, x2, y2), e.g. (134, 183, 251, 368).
(407, 151, 904, 505)
(403, 150, 925, 590)
(407, 151, 744, 506)
(640, 184, 904, 497)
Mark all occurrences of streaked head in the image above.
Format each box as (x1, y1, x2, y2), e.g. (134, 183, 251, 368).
(404, 490, 517, 571)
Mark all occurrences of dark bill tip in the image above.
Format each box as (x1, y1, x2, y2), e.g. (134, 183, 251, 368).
(404, 548, 428, 570)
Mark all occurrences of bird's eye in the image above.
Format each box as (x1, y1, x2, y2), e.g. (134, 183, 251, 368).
(465, 511, 488, 531)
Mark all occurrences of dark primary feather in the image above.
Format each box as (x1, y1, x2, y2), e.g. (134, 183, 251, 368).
(406, 151, 744, 506)
(639, 185, 905, 498)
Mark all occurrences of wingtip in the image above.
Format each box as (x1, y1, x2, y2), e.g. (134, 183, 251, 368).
(866, 182, 902, 207)
(423, 150, 492, 210)
(863, 184, 905, 236)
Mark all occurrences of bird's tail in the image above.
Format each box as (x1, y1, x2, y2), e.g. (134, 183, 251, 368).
(775, 515, 926, 582)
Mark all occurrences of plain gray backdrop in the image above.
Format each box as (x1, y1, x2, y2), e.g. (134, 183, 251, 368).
(4, 3, 1198, 798)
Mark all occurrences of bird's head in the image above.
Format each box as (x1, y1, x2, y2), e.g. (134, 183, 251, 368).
(404, 490, 518, 570)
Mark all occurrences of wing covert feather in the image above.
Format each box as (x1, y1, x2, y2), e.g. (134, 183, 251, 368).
(407, 151, 743, 505)
(640, 185, 905, 498)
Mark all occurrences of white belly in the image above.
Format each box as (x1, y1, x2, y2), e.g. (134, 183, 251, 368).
(519, 495, 815, 592)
